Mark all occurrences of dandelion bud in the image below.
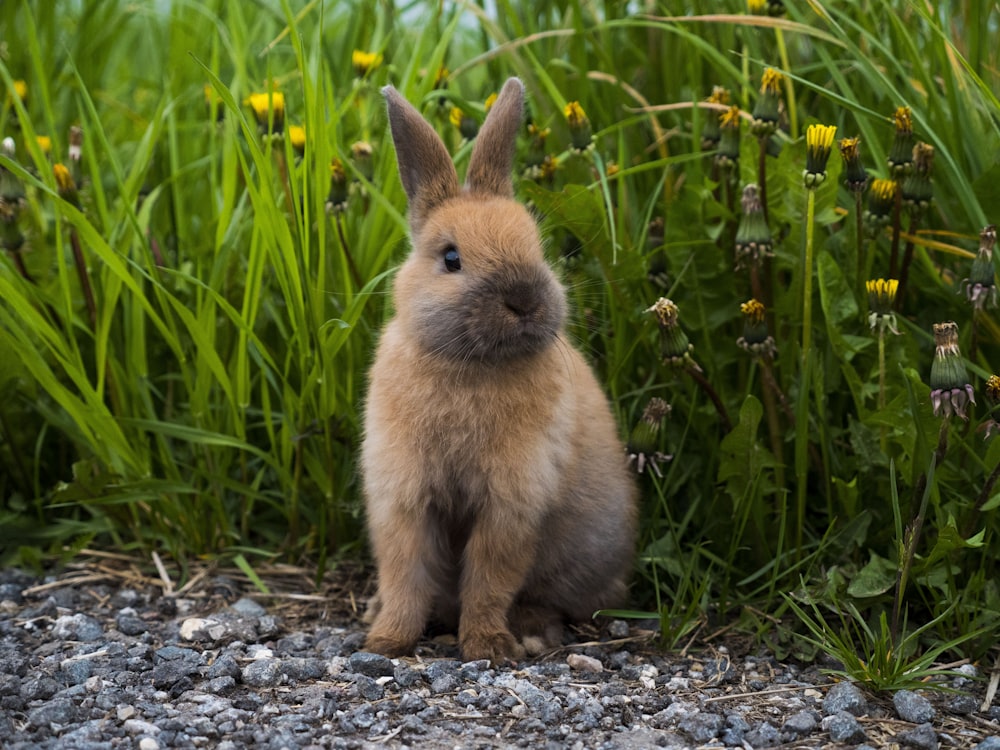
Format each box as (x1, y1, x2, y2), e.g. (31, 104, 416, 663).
(864, 178, 897, 233)
(626, 398, 673, 477)
(737, 298, 777, 357)
(803, 124, 836, 188)
(524, 123, 551, 176)
(700, 87, 730, 149)
(901, 142, 934, 210)
(929, 321, 974, 420)
(866, 278, 900, 335)
(735, 184, 773, 268)
(647, 298, 698, 370)
(450, 107, 479, 141)
(838, 137, 868, 192)
(53, 163, 79, 208)
(750, 69, 783, 138)
(325, 158, 349, 214)
(982, 375, 1000, 439)
(563, 101, 593, 152)
(715, 106, 742, 169)
(962, 225, 998, 310)
(887, 106, 915, 176)
(0, 139, 25, 209)
(351, 141, 374, 182)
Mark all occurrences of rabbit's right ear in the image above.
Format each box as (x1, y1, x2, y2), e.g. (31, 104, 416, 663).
(383, 86, 459, 231)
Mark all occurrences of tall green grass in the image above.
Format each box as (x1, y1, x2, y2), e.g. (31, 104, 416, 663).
(2, 0, 999, 671)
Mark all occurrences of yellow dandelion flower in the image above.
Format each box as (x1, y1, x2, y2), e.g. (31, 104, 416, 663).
(564, 101, 587, 128)
(804, 123, 837, 186)
(741, 298, 767, 324)
(12, 79, 27, 101)
(484, 92, 498, 112)
(986, 375, 1000, 403)
(719, 105, 742, 130)
(245, 91, 285, 134)
(449, 106, 464, 129)
(352, 50, 383, 78)
(893, 106, 912, 134)
(36, 135, 52, 155)
(760, 68, 783, 95)
(707, 86, 730, 106)
(871, 178, 897, 202)
(747, 0, 767, 13)
(288, 125, 306, 154)
(53, 163, 74, 192)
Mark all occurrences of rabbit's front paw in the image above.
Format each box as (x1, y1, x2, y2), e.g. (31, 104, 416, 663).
(363, 632, 417, 658)
(460, 628, 526, 664)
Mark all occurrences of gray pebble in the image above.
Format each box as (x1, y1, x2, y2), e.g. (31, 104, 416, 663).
(822, 710, 867, 743)
(975, 738, 1000, 750)
(744, 721, 781, 747)
(430, 673, 461, 694)
(28, 698, 81, 728)
(899, 722, 939, 750)
(241, 659, 282, 688)
(354, 674, 384, 701)
(894, 689, 936, 723)
(207, 653, 241, 679)
(348, 651, 394, 678)
(948, 694, 979, 715)
(782, 709, 818, 735)
(607, 620, 630, 639)
(230, 597, 267, 617)
(51, 613, 104, 642)
(822, 681, 868, 716)
(397, 691, 428, 714)
(679, 712, 724, 742)
(116, 613, 148, 636)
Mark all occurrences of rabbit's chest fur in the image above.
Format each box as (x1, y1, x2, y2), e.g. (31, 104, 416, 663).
(363, 322, 578, 514)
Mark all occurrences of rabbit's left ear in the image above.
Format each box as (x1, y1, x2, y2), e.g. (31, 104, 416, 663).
(465, 77, 524, 198)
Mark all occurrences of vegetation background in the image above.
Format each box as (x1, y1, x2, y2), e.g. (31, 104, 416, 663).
(1, 0, 998, 686)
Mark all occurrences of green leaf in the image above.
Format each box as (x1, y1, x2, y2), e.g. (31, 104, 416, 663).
(847, 552, 897, 598)
(717, 396, 779, 502)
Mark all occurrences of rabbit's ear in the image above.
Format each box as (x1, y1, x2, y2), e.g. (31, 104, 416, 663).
(383, 85, 460, 229)
(465, 77, 524, 198)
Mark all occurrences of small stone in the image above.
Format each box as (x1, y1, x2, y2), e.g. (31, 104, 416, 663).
(455, 688, 479, 707)
(744, 721, 781, 747)
(974, 738, 1000, 750)
(397, 692, 428, 714)
(355, 674, 384, 701)
(948, 694, 979, 715)
(898, 722, 939, 750)
(241, 659, 282, 688)
(894, 690, 936, 724)
(567, 654, 603, 673)
(138, 739, 160, 750)
(679, 712, 724, 743)
(117, 705, 137, 721)
(348, 651, 394, 678)
(607, 620, 630, 638)
(116, 613, 148, 636)
(230, 597, 266, 617)
(782, 709, 818, 735)
(430, 674, 460, 694)
(393, 664, 421, 688)
(124, 719, 162, 736)
(822, 711, 867, 744)
(51, 613, 104, 642)
(822, 681, 868, 716)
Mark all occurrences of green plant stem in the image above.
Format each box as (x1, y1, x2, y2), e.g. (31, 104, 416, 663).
(963, 458, 1000, 538)
(69, 229, 97, 331)
(892, 417, 948, 642)
(775, 27, 798, 139)
(802, 188, 817, 367)
(759, 358, 785, 492)
(757, 137, 769, 225)
(878, 330, 887, 453)
(685, 364, 732, 432)
(895, 211, 920, 310)
(854, 190, 864, 294)
(889, 184, 903, 277)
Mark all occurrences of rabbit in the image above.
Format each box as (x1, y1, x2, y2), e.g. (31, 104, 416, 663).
(361, 77, 638, 663)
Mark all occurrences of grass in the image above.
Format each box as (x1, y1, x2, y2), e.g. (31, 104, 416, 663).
(2, 0, 1000, 679)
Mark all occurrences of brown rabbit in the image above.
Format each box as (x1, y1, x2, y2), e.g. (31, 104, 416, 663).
(361, 78, 637, 663)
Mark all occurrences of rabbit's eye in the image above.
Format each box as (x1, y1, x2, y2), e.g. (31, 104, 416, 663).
(443, 246, 462, 272)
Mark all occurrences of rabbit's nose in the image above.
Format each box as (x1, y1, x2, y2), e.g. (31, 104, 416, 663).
(504, 282, 541, 317)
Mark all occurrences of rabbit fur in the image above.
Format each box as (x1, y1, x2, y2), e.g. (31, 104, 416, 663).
(362, 77, 637, 663)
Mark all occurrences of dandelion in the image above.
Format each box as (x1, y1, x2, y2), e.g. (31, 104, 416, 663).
(887, 106, 915, 176)
(962, 225, 998, 310)
(735, 183, 772, 269)
(484, 92, 498, 112)
(68, 126, 82, 163)
(351, 141, 374, 182)
(35, 135, 52, 157)
(737, 298, 777, 358)
(803, 123, 836, 188)
(564, 101, 593, 152)
(245, 90, 285, 136)
(979, 375, 1000, 439)
(701, 86, 730, 150)
(751, 69, 783, 138)
(864, 178, 897, 233)
(352, 50, 383, 78)
(53, 163, 79, 208)
(288, 125, 306, 157)
(626, 398, 673, 477)
(449, 106, 479, 141)
(747, 0, 767, 12)
(866, 279, 900, 335)
(524, 123, 551, 178)
(839, 137, 868, 192)
(929, 321, 974, 420)
(715, 105, 742, 170)
(901, 142, 934, 210)
(325, 158, 349, 214)
(11, 80, 27, 103)
(0, 137, 25, 209)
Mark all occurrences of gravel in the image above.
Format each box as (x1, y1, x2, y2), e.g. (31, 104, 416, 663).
(1, 564, 998, 749)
